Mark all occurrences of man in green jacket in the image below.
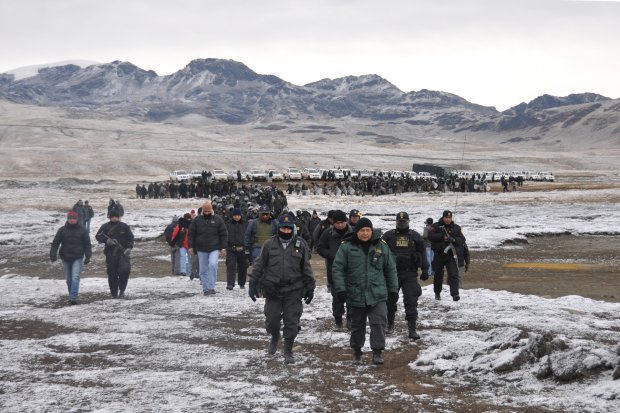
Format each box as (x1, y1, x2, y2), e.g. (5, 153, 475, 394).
(332, 217, 398, 364)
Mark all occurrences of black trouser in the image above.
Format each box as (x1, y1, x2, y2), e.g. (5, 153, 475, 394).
(331, 289, 347, 318)
(387, 273, 422, 325)
(264, 289, 303, 340)
(105, 253, 130, 297)
(433, 253, 460, 297)
(327, 260, 348, 320)
(226, 248, 247, 287)
(349, 302, 387, 351)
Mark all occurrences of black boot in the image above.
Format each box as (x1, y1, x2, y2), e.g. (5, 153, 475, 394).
(283, 339, 295, 364)
(268, 332, 280, 355)
(408, 320, 420, 340)
(372, 349, 384, 365)
(353, 347, 363, 363)
(335, 316, 343, 330)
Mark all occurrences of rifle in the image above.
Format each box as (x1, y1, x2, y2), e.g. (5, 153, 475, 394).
(442, 227, 459, 268)
(101, 233, 127, 255)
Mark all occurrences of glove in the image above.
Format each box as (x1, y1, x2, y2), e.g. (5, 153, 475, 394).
(388, 291, 399, 303)
(124, 248, 132, 257)
(106, 238, 115, 246)
(449, 237, 456, 243)
(50, 256, 57, 263)
(245, 250, 252, 266)
(337, 291, 347, 303)
(83, 257, 90, 265)
(464, 264, 469, 272)
(420, 272, 429, 281)
(304, 289, 315, 305)
(248, 281, 258, 302)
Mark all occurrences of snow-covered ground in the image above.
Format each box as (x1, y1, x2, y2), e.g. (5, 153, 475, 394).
(0, 276, 618, 412)
(1, 182, 619, 412)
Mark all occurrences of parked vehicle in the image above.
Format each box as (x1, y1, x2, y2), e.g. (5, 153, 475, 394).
(284, 167, 302, 181)
(302, 168, 321, 180)
(331, 169, 345, 180)
(352, 169, 373, 178)
(169, 170, 191, 181)
(190, 170, 203, 179)
(540, 172, 555, 182)
(226, 170, 247, 181)
(212, 169, 228, 181)
(247, 169, 267, 181)
(267, 169, 284, 181)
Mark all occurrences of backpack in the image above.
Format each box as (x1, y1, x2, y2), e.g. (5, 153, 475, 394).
(164, 222, 176, 246)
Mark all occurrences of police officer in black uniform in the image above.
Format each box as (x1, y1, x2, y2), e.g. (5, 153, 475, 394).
(95, 208, 134, 298)
(381, 211, 429, 340)
(317, 210, 352, 330)
(249, 215, 315, 364)
(428, 210, 466, 301)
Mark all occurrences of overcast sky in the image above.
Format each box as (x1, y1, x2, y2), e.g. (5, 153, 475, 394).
(1, 0, 619, 110)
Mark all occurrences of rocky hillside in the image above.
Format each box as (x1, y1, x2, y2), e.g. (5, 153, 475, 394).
(1, 58, 619, 146)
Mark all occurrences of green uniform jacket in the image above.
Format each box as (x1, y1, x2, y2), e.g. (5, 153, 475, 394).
(332, 229, 398, 308)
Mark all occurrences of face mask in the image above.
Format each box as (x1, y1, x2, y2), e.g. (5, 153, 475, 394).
(203, 212, 212, 218)
(396, 221, 409, 232)
(278, 230, 293, 240)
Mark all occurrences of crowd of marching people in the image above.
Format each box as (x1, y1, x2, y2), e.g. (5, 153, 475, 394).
(50, 194, 470, 365)
(134, 170, 493, 200)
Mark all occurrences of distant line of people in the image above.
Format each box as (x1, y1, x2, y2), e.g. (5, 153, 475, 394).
(134, 171, 498, 200)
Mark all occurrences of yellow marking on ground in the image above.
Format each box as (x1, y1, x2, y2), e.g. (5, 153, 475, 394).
(503, 263, 596, 271)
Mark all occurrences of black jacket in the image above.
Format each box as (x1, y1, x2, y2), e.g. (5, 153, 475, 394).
(251, 235, 315, 298)
(188, 214, 228, 252)
(50, 222, 92, 262)
(317, 225, 352, 282)
(312, 218, 331, 246)
(95, 221, 134, 255)
(317, 225, 352, 261)
(428, 220, 466, 256)
(225, 218, 248, 249)
(382, 228, 429, 277)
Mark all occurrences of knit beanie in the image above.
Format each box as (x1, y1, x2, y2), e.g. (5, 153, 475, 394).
(354, 217, 373, 232)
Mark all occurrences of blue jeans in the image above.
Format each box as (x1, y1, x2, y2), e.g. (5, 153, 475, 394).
(179, 247, 191, 275)
(63, 258, 84, 301)
(251, 246, 262, 264)
(425, 247, 434, 276)
(198, 250, 219, 292)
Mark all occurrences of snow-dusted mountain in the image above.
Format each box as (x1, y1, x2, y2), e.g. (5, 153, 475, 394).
(0, 58, 618, 144)
(5, 60, 100, 81)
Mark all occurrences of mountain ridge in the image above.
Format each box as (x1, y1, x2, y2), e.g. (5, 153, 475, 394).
(0, 58, 618, 141)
